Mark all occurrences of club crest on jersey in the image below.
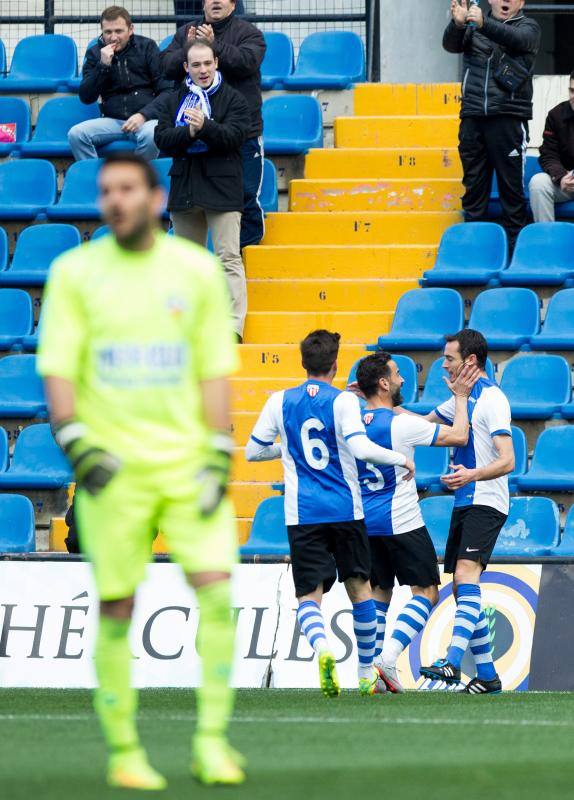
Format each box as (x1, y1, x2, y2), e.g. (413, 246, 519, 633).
(307, 384, 320, 398)
(363, 413, 374, 425)
(166, 295, 187, 318)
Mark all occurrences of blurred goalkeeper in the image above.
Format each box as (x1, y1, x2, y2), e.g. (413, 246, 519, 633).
(37, 151, 244, 790)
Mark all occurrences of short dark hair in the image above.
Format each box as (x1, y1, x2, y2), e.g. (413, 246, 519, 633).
(445, 328, 488, 369)
(570, 70, 574, 82)
(101, 6, 132, 26)
(300, 330, 340, 375)
(99, 152, 160, 189)
(186, 37, 217, 62)
(355, 352, 392, 399)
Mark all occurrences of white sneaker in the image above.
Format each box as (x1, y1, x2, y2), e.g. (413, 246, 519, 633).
(376, 662, 404, 694)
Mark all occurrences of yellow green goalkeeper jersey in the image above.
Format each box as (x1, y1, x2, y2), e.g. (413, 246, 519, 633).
(36, 231, 239, 469)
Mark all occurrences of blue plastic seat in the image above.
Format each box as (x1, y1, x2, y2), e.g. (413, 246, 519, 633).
(0, 227, 7, 272)
(0, 355, 47, 418)
(500, 354, 571, 419)
(263, 95, 323, 155)
(422, 223, 508, 287)
(20, 97, 100, 158)
(489, 155, 541, 217)
(0, 290, 34, 350)
(415, 446, 449, 493)
(261, 32, 294, 89)
(508, 425, 527, 491)
(347, 353, 418, 406)
(67, 38, 100, 90)
(47, 159, 101, 220)
(0, 494, 36, 553)
(0, 224, 82, 287)
(404, 356, 495, 415)
(91, 225, 109, 240)
(516, 426, 574, 491)
(499, 223, 574, 286)
(0, 39, 5, 74)
(468, 287, 540, 349)
(530, 289, 574, 351)
(376, 289, 464, 351)
(240, 497, 289, 557)
(0, 424, 72, 489)
(493, 496, 560, 557)
(260, 158, 279, 213)
(420, 495, 454, 558)
(283, 31, 365, 89)
(552, 506, 574, 556)
(1, 35, 77, 93)
(0, 98, 31, 156)
(0, 427, 9, 471)
(159, 34, 175, 51)
(0, 160, 57, 220)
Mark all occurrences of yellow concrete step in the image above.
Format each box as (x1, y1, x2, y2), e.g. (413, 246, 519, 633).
(335, 116, 459, 149)
(289, 178, 462, 213)
(229, 482, 278, 517)
(232, 411, 259, 443)
(244, 244, 435, 279)
(304, 148, 462, 180)
(353, 83, 461, 116)
(262, 212, 460, 245)
(247, 278, 417, 312)
(49, 517, 68, 551)
(233, 447, 284, 482)
(238, 343, 369, 378)
(244, 310, 391, 345)
(231, 376, 347, 412)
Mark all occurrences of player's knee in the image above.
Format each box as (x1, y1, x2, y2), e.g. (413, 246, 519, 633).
(454, 560, 481, 586)
(345, 577, 371, 604)
(100, 596, 135, 620)
(414, 585, 439, 607)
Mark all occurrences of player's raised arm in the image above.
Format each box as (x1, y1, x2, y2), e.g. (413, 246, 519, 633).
(245, 392, 282, 461)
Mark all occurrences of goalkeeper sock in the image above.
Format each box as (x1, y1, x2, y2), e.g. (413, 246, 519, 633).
(297, 600, 328, 654)
(94, 615, 139, 752)
(446, 583, 482, 669)
(385, 595, 432, 667)
(470, 610, 497, 680)
(352, 599, 377, 680)
(374, 600, 389, 660)
(195, 580, 235, 739)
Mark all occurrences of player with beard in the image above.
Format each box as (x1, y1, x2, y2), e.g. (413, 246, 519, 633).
(352, 352, 479, 693)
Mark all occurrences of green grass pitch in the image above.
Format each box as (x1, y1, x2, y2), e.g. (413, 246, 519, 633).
(2, 689, 574, 800)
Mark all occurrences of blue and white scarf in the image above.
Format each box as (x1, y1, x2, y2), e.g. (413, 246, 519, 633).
(175, 70, 223, 154)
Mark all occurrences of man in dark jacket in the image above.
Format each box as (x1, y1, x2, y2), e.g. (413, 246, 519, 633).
(155, 39, 250, 339)
(161, 0, 266, 249)
(443, 0, 540, 251)
(530, 72, 574, 222)
(174, 1, 244, 15)
(69, 6, 171, 160)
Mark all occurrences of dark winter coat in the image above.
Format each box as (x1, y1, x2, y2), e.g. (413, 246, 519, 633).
(539, 100, 574, 184)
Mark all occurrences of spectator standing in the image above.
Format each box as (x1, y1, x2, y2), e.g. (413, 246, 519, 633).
(69, 6, 171, 160)
(529, 72, 574, 222)
(443, 0, 540, 253)
(162, 0, 266, 248)
(155, 39, 250, 340)
(174, 1, 245, 16)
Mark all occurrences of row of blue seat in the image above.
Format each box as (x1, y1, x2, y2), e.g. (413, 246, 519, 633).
(0, 31, 364, 94)
(242, 495, 574, 558)
(0, 494, 35, 553)
(0, 94, 323, 159)
(423, 222, 574, 288)
(0, 157, 278, 221)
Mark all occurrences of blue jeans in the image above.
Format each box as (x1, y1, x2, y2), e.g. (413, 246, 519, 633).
(240, 136, 265, 248)
(68, 117, 159, 160)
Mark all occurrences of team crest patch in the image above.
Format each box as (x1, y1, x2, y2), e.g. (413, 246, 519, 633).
(363, 413, 374, 425)
(307, 384, 320, 398)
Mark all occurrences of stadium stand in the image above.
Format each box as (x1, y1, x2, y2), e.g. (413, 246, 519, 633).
(0, 289, 34, 349)
(498, 222, 574, 286)
(509, 425, 528, 491)
(0, 224, 82, 287)
(404, 356, 495, 415)
(419, 495, 454, 558)
(529, 289, 574, 350)
(19, 97, 99, 158)
(467, 287, 540, 350)
(45, 159, 101, 220)
(0, 160, 57, 220)
(0, 97, 31, 156)
(493, 497, 561, 557)
(260, 32, 294, 90)
(263, 96, 323, 154)
(414, 446, 449, 493)
(0, 355, 47, 418)
(499, 354, 571, 419)
(375, 289, 464, 351)
(0, 423, 72, 489)
(421, 222, 508, 287)
(0, 34, 77, 93)
(553, 507, 574, 556)
(0, 494, 36, 552)
(240, 496, 289, 557)
(516, 426, 574, 491)
(283, 31, 365, 89)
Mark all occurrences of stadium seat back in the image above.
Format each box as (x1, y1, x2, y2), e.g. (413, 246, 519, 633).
(388, 288, 464, 338)
(500, 354, 571, 407)
(0, 227, 7, 271)
(509, 425, 527, 486)
(347, 354, 418, 405)
(241, 497, 289, 556)
(510, 222, 574, 273)
(434, 222, 507, 273)
(0, 98, 31, 152)
(7, 34, 77, 81)
(555, 507, 574, 556)
(0, 354, 46, 414)
(414, 445, 449, 491)
(0, 427, 8, 471)
(468, 288, 540, 344)
(0, 159, 57, 214)
(494, 496, 560, 555)
(11, 224, 82, 274)
(260, 159, 278, 213)
(536, 289, 574, 336)
(91, 225, 109, 240)
(27, 97, 99, 144)
(159, 34, 174, 51)
(521, 426, 574, 478)
(0, 39, 5, 73)
(0, 289, 34, 336)
(289, 31, 365, 86)
(0, 494, 35, 552)
(9, 423, 72, 478)
(261, 32, 294, 88)
(263, 95, 323, 153)
(419, 495, 454, 557)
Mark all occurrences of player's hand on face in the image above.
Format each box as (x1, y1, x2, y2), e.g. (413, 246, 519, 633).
(346, 381, 366, 400)
(402, 458, 415, 482)
(100, 43, 116, 66)
(466, 3, 483, 28)
(441, 462, 476, 489)
(445, 362, 481, 397)
(451, 0, 469, 27)
(121, 112, 146, 133)
(197, 24, 215, 43)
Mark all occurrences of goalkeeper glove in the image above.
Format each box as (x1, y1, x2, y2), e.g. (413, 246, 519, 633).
(196, 430, 234, 517)
(53, 419, 121, 496)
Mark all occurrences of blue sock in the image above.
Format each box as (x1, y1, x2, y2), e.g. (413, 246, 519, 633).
(446, 584, 482, 669)
(353, 599, 377, 679)
(470, 610, 497, 681)
(374, 600, 389, 660)
(385, 595, 433, 666)
(297, 600, 328, 654)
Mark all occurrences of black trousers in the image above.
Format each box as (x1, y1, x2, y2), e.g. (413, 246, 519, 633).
(458, 115, 529, 253)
